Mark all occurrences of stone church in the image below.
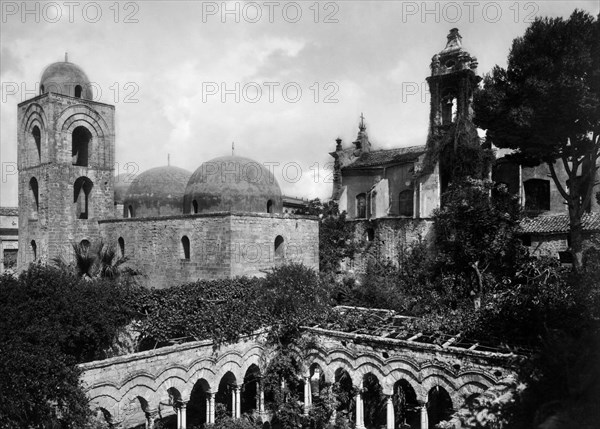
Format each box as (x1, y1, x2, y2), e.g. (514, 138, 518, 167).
(16, 59, 319, 288)
(330, 29, 600, 265)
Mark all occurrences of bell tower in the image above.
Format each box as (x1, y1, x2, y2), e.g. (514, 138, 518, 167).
(426, 28, 480, 137)
(17, 57, 115, 269)
(423, 29, 482, 195)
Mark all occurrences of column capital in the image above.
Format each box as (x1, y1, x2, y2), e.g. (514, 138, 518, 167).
(109, 420, 125, 429)
(146, 408, 159, 417)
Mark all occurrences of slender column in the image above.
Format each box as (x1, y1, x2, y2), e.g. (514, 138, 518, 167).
(355, 391, 365, 429)
(329, 409, 337, 425)
(231, 389, 236, 417)
(209, 392, 216, 424)
(303, 377, 310, 415)
(206, 396, 210, 424)
(258, 382, 265, 415)
(180, 402, 187, 429)
(176, 407, 181, 429)
(386, 396, 395, 429)
(146, 409, 158, 429)
(235, 386, 241, 419)
(420, 402, 428, 429)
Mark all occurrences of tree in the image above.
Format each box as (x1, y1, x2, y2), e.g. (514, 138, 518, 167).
(304, 199, 356, 276)
(432, 179, 523, 307)
(474, 10, 600, 271)
(0, 265, 140, 427)
(53, 241, 131, 280)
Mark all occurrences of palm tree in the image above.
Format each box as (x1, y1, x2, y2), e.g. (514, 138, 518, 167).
(53, 241, 129, 279)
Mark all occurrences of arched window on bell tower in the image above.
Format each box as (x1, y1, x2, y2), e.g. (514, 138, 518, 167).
(32, 126, 41, 162)
(441, 90, 457, 125)
(29, 177, 39, 219)
(74, 176, 93, 219)
(72, 126, 91, 167)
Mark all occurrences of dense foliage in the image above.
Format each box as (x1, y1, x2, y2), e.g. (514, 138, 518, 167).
(132, 262, 331, 350)
(474, 10, 600, 270)
(0, 264, 140, 427)
(301, 198, 357, 276)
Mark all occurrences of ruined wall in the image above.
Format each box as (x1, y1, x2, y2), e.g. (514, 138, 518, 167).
(99, 212, 319, 289)
(345, 218, 434, 273)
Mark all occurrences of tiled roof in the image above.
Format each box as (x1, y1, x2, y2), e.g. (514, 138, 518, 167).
(520, 212, 600, 235)
(0, 207, 18, 216)
(343, 145, 426, 170)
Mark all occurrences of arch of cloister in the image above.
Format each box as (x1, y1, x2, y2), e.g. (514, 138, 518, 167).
(81, 323, 518, 429)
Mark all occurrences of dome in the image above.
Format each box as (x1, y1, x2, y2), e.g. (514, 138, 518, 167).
(40, 59, 93, 100)
(123, 166, 191, 218)
(114, 173, 136, 204)
(184, 155, 283, 214)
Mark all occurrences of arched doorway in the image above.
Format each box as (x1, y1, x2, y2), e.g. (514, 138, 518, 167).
(393, 380, 419, 428)
(362, 373, 385, 429)
(332, 368, 354, 426)
(427, 386, 453, 428)
(241, 364, 262, 417)
(217, 371, 238, 420)
(188, 378, 211, 428)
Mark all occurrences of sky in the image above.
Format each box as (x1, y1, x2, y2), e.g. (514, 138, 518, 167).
(1, 0, 598, 207)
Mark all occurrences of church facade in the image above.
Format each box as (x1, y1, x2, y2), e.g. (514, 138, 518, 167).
(330, 29, 600, 265)
(16, 59, 319, 288)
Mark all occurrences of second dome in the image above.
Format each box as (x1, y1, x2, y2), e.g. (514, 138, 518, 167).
(184, 155, 283, 214)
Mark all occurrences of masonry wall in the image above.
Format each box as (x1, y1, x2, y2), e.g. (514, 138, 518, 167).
(99, 212, 319, 289)
(229, 213, 319, 276)
(345, 218, 434, 273)
(99, 214, 232, 289)
(528, 232, 599, 259)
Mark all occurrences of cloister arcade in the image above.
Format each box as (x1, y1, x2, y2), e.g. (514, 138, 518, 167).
(81, 327, 516, 429)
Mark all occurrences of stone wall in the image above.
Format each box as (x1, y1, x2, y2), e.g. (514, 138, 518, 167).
(229, 213, 319, 277)
(345, 218, 434, 273)
(529, 232, 599, 259)
(99, 212, 319, 289)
